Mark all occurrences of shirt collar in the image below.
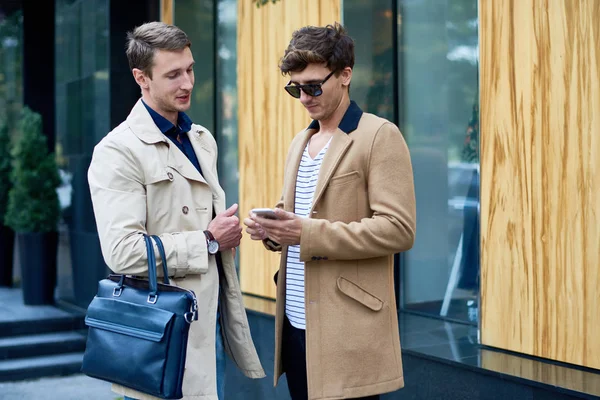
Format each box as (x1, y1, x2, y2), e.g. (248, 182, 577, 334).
(307, 100, 363, 134)
(142, 99, 192, 135)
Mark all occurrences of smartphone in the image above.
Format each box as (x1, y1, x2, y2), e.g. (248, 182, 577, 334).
(251, 208, 279, 219)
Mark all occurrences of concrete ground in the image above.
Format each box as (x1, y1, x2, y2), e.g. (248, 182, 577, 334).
(0, 374, 118, 400)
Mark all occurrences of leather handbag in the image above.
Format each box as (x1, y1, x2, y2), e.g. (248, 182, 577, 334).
(81, 234, 198, 399)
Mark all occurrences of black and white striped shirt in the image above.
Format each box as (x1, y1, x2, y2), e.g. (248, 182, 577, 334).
(285, 138, 332, 330)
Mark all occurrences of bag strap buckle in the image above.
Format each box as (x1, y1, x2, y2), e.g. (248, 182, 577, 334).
(184, 312, 194, 324)
(147, 294, 158, 304)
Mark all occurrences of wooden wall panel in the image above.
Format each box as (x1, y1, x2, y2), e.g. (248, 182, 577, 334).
(161, 0, 173, 24)
(480, 0, 600, 369)
(237, 1, 340, 298)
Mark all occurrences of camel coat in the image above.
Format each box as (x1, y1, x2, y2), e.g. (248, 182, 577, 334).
(88, 99, 265, 400)
(269, 101, 416, 400)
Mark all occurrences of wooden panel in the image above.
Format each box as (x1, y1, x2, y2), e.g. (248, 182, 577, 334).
(238, 0, 341, 298)
(480, 0, 600, 369)
(161, 0, 173, 24)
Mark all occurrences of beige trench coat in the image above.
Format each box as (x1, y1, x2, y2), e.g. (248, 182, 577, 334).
(88, 99, 265, 400)
(269, 106, 416, 400)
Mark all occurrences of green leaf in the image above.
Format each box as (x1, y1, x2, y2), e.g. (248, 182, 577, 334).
(254, 0, 281, 8)
(0, 120, 12, 220)
(4, 107, 61, 233)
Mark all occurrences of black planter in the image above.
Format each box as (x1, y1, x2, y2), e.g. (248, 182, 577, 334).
(69, 230, 110, 309)
(17, 231, 58, 305)
(0, 225, 15, 287)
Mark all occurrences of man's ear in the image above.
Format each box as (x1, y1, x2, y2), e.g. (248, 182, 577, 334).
(341, 67, 352, 87)
(132, 68, 150, 89)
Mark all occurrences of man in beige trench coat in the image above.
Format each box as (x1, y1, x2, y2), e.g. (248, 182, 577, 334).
(244, 23, 416, 400)
(88, 22, 265, 400)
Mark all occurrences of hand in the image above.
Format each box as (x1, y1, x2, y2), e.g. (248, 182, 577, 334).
(243, 211, 269, 241)
(252, 208, 302, 246)
(207, 204, 242, 251)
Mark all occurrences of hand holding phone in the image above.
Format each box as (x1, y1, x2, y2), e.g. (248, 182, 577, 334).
(251, 208, 279, 220)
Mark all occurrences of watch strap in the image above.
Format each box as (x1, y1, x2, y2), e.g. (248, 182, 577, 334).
(203, 230, 215, 241)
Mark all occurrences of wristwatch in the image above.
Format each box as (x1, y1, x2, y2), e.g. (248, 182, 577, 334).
(203, 230, 220, 255)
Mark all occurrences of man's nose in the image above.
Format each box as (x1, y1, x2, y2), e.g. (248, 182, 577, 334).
(181, 74, 194, 90)
(299, 89, 312, 103)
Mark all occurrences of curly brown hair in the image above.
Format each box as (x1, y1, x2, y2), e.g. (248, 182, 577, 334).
(279, 22, 355, 75)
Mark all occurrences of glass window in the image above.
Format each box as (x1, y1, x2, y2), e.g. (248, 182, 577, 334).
(173, 0, 215, 133)
(345, 0, 480, 324)
(0, 8, 23, 139)
(175, 0, 239, 268)
(55, 0, 110, 306)
(344, 0, 395, 123)
(398, 0, 479, 324)
(216, 1, 238, 214)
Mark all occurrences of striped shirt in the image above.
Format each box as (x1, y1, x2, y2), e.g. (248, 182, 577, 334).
(286, 137, 332, 330)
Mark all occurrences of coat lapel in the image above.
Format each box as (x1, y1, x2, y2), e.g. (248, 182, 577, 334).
(165, 139, 207, 185)
(311, 130, 353, 211)
(126, 100, 167, 145)
(127, 99, 208, 186)
(283, 129, 313, 212)
(294, 100, 362, 212)
(188, 126, 224, 213)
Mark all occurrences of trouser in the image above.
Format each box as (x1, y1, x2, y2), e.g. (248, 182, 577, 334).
(281, 316, 380, 400)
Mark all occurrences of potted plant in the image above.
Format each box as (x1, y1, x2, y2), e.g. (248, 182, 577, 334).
(4, 107, 61, 305)
(0, 120, 14, 287)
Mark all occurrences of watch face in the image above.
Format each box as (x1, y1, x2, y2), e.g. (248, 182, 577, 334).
(208, 240, 220, 254)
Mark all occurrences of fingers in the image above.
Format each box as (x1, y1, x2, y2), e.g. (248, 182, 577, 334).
(250, 233, 265, 240)
(243, 217, 268, 241)
(253, 215, 277, 229)
(243, 218, 259, 232)
(221, 227, 242, 250)
(273, 208, 291, 219)
(221, 203, 238, 217)
(245, 225, 266, 240)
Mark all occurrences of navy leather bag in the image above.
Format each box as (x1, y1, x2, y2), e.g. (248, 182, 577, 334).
(81, 234, 198, 399)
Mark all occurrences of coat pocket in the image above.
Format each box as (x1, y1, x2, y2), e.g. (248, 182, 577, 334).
(328, 170, 360, 187)
(336, 276, 383, 311)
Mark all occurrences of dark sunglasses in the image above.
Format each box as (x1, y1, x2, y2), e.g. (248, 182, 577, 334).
(284, 70, 336, 98)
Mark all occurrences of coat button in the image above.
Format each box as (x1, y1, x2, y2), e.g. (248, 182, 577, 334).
(311, 256, 317, 261)
(167, 172, 174, 181)
(323, 257, 328, 260)
(182, 206, 189, 215)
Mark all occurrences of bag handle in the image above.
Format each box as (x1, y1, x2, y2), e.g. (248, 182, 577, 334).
(150, 235, 170, 285)
(144, 234, 159, 303)
(112, 235, 169, 302)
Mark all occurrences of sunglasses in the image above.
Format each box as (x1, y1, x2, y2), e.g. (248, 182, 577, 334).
(284, 70, 336, 98)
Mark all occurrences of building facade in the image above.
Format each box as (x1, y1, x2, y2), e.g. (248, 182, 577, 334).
(1, 0, 599, 398)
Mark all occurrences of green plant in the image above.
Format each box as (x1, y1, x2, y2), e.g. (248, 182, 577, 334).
(4, 107, 60, 233)
(0, 120, 12, 222)
(254, 0, 281, 7)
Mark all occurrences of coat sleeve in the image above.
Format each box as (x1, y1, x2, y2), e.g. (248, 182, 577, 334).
(88, 137, 209, 276)
(299, 123, 416, 262)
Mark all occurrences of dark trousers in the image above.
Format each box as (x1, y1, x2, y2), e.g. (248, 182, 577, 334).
(282, 316, 380, 400)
